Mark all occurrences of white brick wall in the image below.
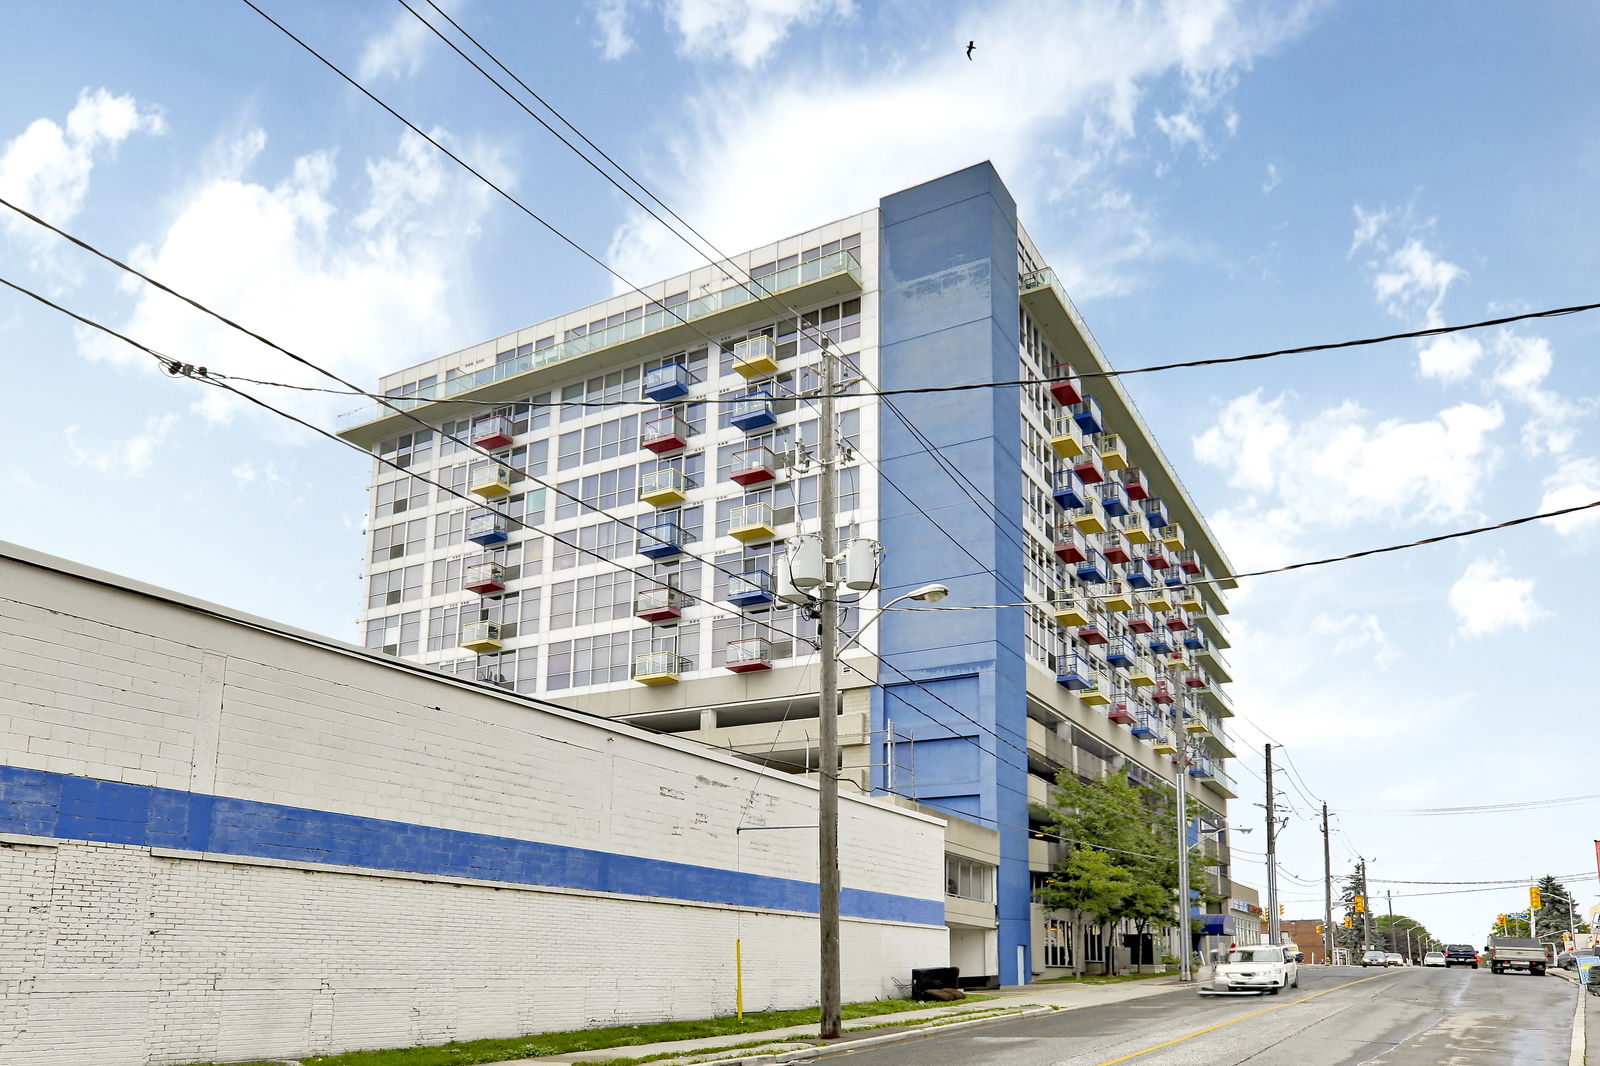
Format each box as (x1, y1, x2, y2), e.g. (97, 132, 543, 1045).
(0, 545, 947, 1065)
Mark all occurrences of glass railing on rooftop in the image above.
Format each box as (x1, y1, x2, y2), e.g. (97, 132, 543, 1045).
(340, 250, 862, 430)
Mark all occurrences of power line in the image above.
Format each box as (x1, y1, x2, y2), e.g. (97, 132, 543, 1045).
(1347, 792, 1600, 816)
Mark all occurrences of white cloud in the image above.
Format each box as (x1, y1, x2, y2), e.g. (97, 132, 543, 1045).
(1349, 205, 1465, 329)
(1538, 457, 1600, 537)
(64, 413, 179, 476)
(1261, 163, 1280, 193)
(666, 0, 852, 68)
(594, 0, 639, 59)
(357, 6, 438, 82)
(608, 0, 1314, 295)
(1415, 333, 1483, 382)
(1448, 556, 1545, 638)
(1194, 391, 1502, 526)
(1309, 611, 1393, 664)
(80, 126, 499, 433)
(0, 88, 165, 268)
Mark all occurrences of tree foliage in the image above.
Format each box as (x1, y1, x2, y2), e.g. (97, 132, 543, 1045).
(1033, 766, 1219, 975)
(1485, 874, 1590, 943)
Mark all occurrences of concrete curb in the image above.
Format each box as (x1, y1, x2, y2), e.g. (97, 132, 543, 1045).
(699, 1005, 1057, 1065)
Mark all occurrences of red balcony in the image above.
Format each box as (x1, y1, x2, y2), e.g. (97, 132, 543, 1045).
(1076, 624, 1109, 646)
(463, 559, 505, 595)
(725, 637, 774, 673)
(641, 411, 690, 454)
(635, 586, 688, 623)
(729, 445, 778, 486)
(471, 415, 514, 451)
(1048, 362, 1081, 407)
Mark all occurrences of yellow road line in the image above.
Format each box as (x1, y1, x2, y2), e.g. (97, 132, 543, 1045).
(1090, 972, 1396, 1065)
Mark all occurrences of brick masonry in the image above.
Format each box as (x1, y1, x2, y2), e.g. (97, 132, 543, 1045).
(0, 544, 946, 1065)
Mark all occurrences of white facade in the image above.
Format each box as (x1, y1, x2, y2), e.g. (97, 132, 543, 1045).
(0, 541, 945, 1065)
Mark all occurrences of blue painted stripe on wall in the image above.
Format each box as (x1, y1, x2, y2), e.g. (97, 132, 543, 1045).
(0, 765, 943, 926)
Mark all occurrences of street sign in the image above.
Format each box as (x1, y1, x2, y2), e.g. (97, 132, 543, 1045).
(1578, 957, 1599, 985)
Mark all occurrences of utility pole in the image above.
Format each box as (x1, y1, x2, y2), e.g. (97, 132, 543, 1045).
(1265, 744, 1281, 945)
(1321, 803, 1333, 964)
(1386, 890, 1395, 952)
(1359, 858, 1372, 950)
(816, 337, 842, 1040)
(1175, 732, 1192, 982)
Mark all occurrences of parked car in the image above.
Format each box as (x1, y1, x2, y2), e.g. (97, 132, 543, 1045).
(1385, 953, 1405, 967)
(1361, 950, 1388, 967)
(1423, 951, 1447, 967)
(1556, 951, 1577, 971)
(1207, 943, 1301, 994)
(1444, 944, 1480, 969)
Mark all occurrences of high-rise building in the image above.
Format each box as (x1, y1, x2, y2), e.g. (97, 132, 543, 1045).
(338, 163, 1238, 986)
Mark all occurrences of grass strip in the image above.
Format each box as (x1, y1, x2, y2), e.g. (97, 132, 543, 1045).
(175, 996, 993, 1066)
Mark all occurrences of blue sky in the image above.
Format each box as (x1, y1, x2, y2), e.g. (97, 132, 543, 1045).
(4, 0, 1598, 944)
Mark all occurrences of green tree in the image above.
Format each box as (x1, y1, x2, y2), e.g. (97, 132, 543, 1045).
(1335, 870, 1367, 958)
(1033, 766, 1218, 975)
(1374, 914, 1434, 960)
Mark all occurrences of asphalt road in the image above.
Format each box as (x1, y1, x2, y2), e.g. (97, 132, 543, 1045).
(815, 965, 1576, 1066)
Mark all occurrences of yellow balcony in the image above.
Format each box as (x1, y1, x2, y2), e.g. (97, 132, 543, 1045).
(1160, 523, 1186, 551)
(1152, 737, 1178, 755)
(1049, 414, 1086, 458)
(728, 502, 777, 542)
(1128, 659, 1158, 687)
(731, 336, 779, 378)
(1050, 591, 1090, 628)
(1177, 587, 1203, 612)
(1185, 717, 1210, 734)
(1143, 589, 1173, 612)
(640, 468, 690, 507)
(459, 620, 502, 653)
(1103, 586, 1134, 612)
(1117, 514, 1153, 544)
(1096, 433, 1129, 471)
(1080, 680, 1112, 707)
(633, 651, 687, 685)
(469, 466, 512, 499)
(1070, 501, 1107, 535)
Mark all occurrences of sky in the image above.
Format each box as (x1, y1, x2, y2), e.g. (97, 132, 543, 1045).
(3, 0, 1599, 947)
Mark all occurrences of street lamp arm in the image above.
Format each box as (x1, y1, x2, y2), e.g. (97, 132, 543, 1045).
(836, 583, 950, 656)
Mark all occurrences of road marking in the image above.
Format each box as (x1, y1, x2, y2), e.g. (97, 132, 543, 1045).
(1089, 972, 1396, 1065)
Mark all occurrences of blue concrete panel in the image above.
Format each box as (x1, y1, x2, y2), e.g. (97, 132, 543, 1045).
(873, 163, 1033, 982)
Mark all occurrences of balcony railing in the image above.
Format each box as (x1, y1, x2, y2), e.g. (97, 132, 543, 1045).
(341, 250, 861, 429)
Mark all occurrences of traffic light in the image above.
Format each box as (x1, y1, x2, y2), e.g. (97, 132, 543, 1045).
(1316, 924, 1324, 934)
(1497, 914, 1507, 927)
(1530, 886, 1543, 910)
(1343, 916, 1354, 929)
(1279, 904, 1286, 916)
(1353, 896, 1366, 913)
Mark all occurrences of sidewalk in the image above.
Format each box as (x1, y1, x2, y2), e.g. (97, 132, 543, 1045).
(1548, 968, 1586, 1066)
(516, 974, 1190, 1066)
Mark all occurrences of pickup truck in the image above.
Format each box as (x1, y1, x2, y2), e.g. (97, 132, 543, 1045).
(1488, 936, 1546, 975)
(1444, 944, 1479, 969)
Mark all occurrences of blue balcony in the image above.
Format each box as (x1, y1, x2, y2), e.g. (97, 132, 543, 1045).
(1142, 496, 1168, 528)
(1055, 652, 1095, 690)
(1071, 394, 1104, 435)
(728, 390, 776, 432)
(638, 521, 688, 559)
(1183, 631, 1207, 651)
(1052, 470, 1086, 510)
(1075, 548, 1108, 584)
(643, 363, 692, 401)
(1148, 632, 1176, 655)
(466, 511, 509, 545)
(1106, 639, 1135, 669)
(727, 569, 775, 607)
(1124, 560, 1152, 589)
(1098, 482, 1129, 518)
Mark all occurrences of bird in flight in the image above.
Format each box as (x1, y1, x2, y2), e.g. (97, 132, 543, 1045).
(966, 40, 976, 60)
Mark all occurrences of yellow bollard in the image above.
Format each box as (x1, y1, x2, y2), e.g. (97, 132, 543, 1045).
(736, 939, 744, 1019)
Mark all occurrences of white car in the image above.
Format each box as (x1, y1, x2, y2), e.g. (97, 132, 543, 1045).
(1208, 943, 1301, 994)
(1423, 951, 1447, 967)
